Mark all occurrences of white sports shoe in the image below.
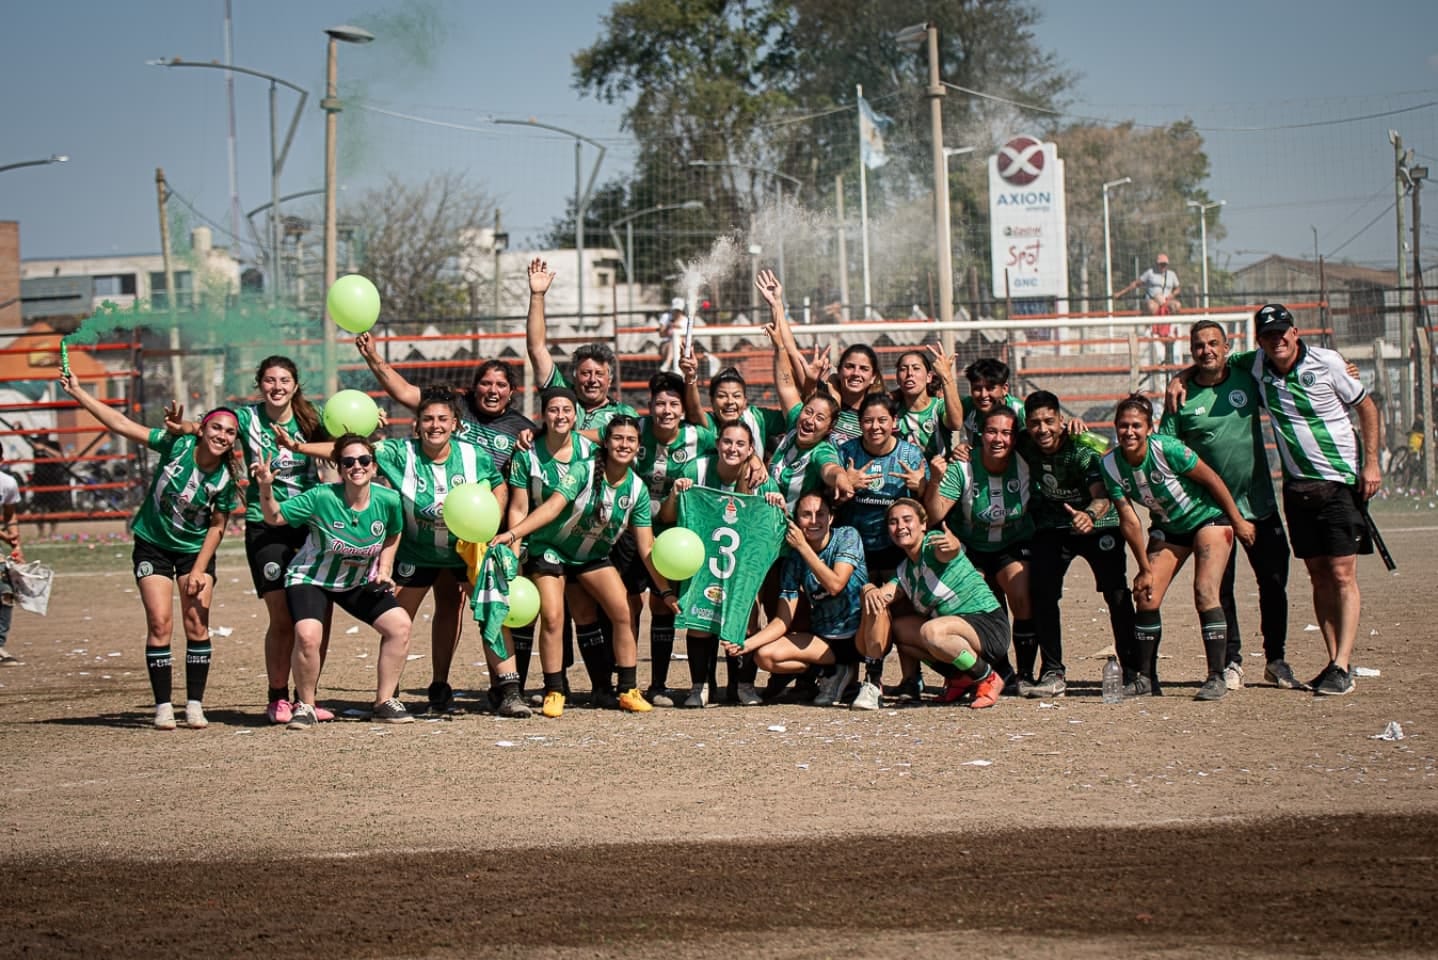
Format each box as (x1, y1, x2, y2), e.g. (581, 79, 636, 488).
(1223, 662, 1244, 691)
(154, 702, 177, 730)
(850, 681, 882, 711)
(184, 701, 208, 729)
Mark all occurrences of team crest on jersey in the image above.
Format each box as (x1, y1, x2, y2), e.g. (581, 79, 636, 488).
(723, 498, 739, 525)
(1229, 390, 1249, 408)
(672, 448, 689, 463)
(135, 561, 154, 578)
(370, 520, 385, 536)
(1300, 372, 1317, 387)
(452, 475, 466, 485)
(543, 548, 561, 564)
(1150, 471, 1166, 485)
(493, 435, 512, 452)
(416, 477, 428, 493)
(1041, 473, 1059, 490)
(1006, 478, 1021, 493)
(1098, 534, 1117, 552)
(617, 495, 632, 510)
(704, 584, 724, 604)
(263, 561, 281, 582)
(398, 562, 415, 578)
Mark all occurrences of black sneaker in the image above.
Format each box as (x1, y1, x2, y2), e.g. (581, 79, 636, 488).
(1122, 675, 1153, 698)
(372, 697, 414, 724)
(1309, 662, 1336, 691)
(1263, 659, 1308, 690)
(426, 681, 456, 715)
(496, 689, 533, 718)
(1021, 670, 1067, 699)
(885, 678, 924, 702)
(1194, 673, 1228, 702)
(1314, 665, 1354, 696)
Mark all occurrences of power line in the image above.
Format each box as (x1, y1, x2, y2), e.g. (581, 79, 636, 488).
(1325, 197, 1397, 259)
(163, 181, 253, 253)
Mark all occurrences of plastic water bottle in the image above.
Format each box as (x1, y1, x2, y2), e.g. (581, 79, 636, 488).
(1102, 656, 1123, 703)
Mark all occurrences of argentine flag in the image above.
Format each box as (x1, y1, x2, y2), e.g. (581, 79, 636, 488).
(858, 95, 890, 170)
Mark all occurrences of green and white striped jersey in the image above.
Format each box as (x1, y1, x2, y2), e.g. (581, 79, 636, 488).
(936, 455, 1034, 552)
(958, 394, 1027, 444)
(1099, 435, 1221, 536)
(279, 483, 404, 590)
(507, 432, 596, 508)
(892, 530, 1001, 618)
(374, 437, 501, 570)
(897, 395, 948, 454)
(767, 407, 840, 512)
(537, 459, 653, 566)
(233, 404, 320, 524)
(1234, 344, 1367, 484)
(830, 405, 863, 448)
(635, 418, 714, 504)
(129, 429, 241, 553)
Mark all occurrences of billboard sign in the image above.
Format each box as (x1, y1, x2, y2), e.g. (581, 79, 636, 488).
(988, 136, 1068, 299)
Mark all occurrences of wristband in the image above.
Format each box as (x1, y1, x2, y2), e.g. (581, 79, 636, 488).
(661, 588, 677, 599)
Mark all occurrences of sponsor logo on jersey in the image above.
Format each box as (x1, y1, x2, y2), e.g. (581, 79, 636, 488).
(326, 537, 381, 559)
(703, 584, 724, 604)
(722, 498, 739, 525)
(331, 521, 347, 530)
(263, 561, 281, 582)
(543, 549, 561, 564)
(398, 562, 415, 578)
(418, 502, 443, 521)
(1229, 390, 1249, 408)
(136, 561, 155, 578)
(370, 520, 385, 536)
(979, 504, 1007, 522)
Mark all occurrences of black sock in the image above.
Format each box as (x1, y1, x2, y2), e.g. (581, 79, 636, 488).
(1199, 607, 1227, 677)
(863, 656, 884, 685)
(928, 659, 959, 680)
(1134, 610, 1162, 683)
(146, 645, 173, 705)
(617, 665, 638, 692)
(575, 623, 614, 694)
(267, 685, 288, 704)
(1012, 618, 1038, 681)
(496, 672, 520, 700)
(542, 671, 565, 695)
(184, 641, 211, 703)
(649, 615, 675, 689)
(1104, 587, 1137, 672)
(687, 633, 716, 687)
(510, 626, 535, 688)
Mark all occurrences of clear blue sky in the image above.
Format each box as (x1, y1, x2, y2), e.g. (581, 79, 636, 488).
(3, 0, 1436, 275)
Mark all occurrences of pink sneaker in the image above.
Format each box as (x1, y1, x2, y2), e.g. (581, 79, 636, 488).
(267, 698, 293, 724)
(313, 704, 335, 722)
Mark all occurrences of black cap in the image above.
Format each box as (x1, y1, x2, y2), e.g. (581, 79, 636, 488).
(1254, 303, 1295, 337)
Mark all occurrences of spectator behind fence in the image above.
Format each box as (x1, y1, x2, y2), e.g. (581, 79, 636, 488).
(28, 434, 68, 538)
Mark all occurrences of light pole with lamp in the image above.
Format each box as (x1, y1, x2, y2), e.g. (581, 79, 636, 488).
(0, 154, 68, 175)
(1186, 198, 1225, 311)
(150, 58, 308, 305)
(1102, 176, 1131, 313)
(322, 24, 375, 396)
(688, 159, 799, 283)
(495, 119, 606, 332)
(607, 202, 704, 325)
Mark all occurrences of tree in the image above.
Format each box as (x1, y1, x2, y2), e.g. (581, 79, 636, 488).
(341, 171, 496, 321)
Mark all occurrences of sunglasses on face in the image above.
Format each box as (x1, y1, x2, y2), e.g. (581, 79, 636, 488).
(340, 455, 375, 468)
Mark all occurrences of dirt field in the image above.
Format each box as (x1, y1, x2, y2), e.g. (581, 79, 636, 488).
(2, 516, 1435, 958)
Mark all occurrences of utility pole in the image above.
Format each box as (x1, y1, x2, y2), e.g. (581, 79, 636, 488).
(1412, 169, 1434, 490)
(1392, 131, 1413, 429)
(155, 168, 185, 402)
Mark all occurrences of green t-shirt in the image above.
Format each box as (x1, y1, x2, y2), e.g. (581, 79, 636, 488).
(767, 404, 840, 511)
(507, 432, 596, 509)
(1158, 366, 1276, 520)
(635, 418, 714, 505)
(374, 437, 501, 570)
(537, 459, 653, 565)
(692, 454, 781, 497)
(1015, 433, 1117, 532)
(935, 455, 1034, 552)
(130, 429, 241, 554)
(674, 488, 787, 646)
(279, 483, 404, 590)
(233, 403, 321, 524)
(957, 394, 1027, 446)
(704, 406, 788, 456)
(544, 367, 638, 432)
(892, 530, 1001, 618)
(1099, 434, 1221, 536)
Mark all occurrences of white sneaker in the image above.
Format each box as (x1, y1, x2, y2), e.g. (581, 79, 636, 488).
(1223, 662, 1244, 691)
(154, 702, 177, 730)
(814, 664, 855, 707)
(0, 647, 20, 666)
(684, 684, 709, 708)
(851, 681, 882, 711)
(286, 701, 319, 731)
(184, 701, 208, 729)
(735, 682, 762, 706)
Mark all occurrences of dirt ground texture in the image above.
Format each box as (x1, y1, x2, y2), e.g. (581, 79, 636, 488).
(1, 518, 1435, 958)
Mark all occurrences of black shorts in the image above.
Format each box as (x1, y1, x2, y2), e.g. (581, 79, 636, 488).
(1150, 516, 1230, 551)
(864, 544, 905, 582)
(286, 582, 402, 627)
(245, 522, 310, 595)
(132, 536, 215, 582)
(610, 528, 654, 595)
(393, 561, 466, 588)
(962, 607, 1012, 665)
(527, 550, 613, 579)
(965, 542, 1031, 579)
(1030, 527, 1127, 594)
(818, 633, 858, 664)
(1283, 480, 1372, 559)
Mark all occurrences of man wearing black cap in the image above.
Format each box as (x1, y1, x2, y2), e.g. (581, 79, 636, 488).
(1242, 304, 1379, 695)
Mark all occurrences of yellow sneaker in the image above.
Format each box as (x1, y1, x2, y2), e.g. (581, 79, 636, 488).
(541, 691, 565, 718)
(617, 688, 652, 713)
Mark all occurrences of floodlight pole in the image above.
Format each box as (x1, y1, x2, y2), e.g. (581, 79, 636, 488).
(1186, 199, 1224, 310)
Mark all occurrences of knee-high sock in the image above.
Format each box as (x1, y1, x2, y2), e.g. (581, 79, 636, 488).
(146, 645, 173, 706)
(1134, 610, 1162, 683)
(184, 640, 211, 703)
(687, 633, 718, 688)
(1105, 587, 1137, 673)
(576, 622, 614, 695)
(649, 614, 675, 690)
(1200, 607, 1228, 677)
(1012, 618, 1038, 681)
(509, 626, 534, 689)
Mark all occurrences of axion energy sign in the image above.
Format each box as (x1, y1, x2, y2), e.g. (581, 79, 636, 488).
(987, 135, 1068, 300)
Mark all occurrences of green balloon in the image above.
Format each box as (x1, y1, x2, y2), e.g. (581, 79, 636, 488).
(503, 576, 540, 628)
(443, 483, 500, 543)
(652, 527, 705, 581)
(327, 274, 381, 333)
(322, 389, 379, 437)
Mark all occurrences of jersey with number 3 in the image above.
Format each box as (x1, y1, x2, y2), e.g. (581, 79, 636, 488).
(674, 487, 786, 646)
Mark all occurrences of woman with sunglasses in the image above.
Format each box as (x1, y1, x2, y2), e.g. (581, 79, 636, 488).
(60, 371, 241, 730)
(252, 434, 413, 729)
(491, 416, 679, 716)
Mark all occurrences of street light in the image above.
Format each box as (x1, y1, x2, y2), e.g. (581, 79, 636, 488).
(1102, 176, 1131, 313)
(150, 58, 309, 305)
(1186, 198, 1225, 310)
(607, 202, 704, 324)
(322, 23, 374, 395)
(894, 21, 955, 352)
(495, 118, 606, 330)
(689, 159, 799, 282)
(0, 154, 68, 174)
